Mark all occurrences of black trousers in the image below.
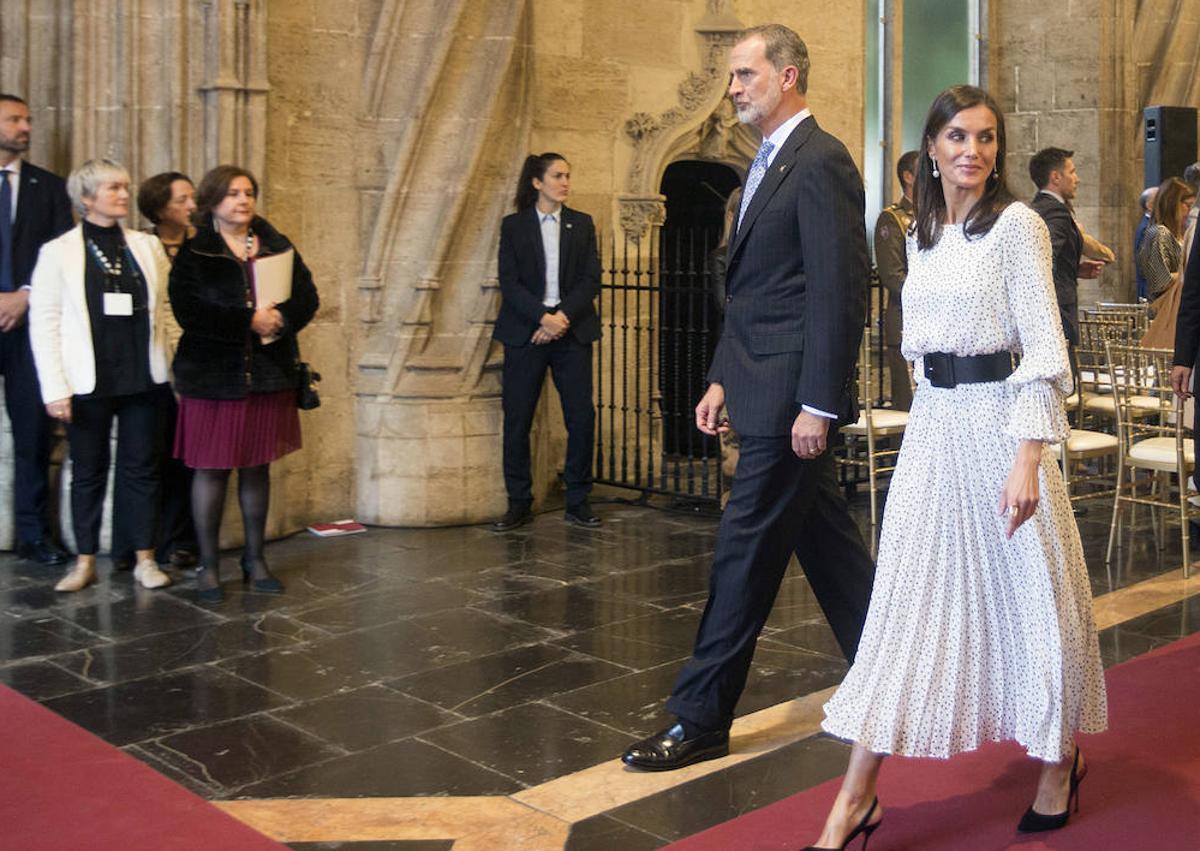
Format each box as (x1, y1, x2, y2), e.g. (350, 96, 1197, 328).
(66, 389, 162, 555)
(666, 434, 876, 730)
(885, 345, 912, 411)
(501, 337, 594, 506)
(0, 325, 54, 545)
(112, 386, 196, 560)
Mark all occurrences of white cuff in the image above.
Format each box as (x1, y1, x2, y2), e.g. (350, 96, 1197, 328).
(801, 405, 837, 419)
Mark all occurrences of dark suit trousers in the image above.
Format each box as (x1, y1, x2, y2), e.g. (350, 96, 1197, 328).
(0, 325, 54, 545)
(502, 337, 594, 505)
(666, 435, 875, 730)
(885, 346, 912, 411)
(67, 389, 162, 554)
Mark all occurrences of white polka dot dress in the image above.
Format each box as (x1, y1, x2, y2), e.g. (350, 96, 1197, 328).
(821, 202, 1108, 762)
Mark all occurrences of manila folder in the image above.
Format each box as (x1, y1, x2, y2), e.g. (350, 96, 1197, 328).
(253, 248, 294, 344)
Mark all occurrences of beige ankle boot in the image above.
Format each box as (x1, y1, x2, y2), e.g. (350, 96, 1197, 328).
(133, 559, 172, 589)
(55, 560, 97, 592)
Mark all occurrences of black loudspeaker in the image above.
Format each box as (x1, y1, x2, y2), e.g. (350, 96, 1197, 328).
(1144, 105, 1198, 188)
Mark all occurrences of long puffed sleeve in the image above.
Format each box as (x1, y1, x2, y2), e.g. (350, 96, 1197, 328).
(1002, 205, 1072, 444)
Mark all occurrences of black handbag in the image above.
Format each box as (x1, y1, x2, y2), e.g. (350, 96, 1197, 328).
(296, 361, 321, 410)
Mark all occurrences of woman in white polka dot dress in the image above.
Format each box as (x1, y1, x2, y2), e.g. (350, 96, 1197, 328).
(805, 86, 1108, 851)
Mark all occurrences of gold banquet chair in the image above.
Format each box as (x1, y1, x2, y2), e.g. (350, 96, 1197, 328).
(1104, 344, 1198, 578)
(1076, 315, 1156, 426)
(841, 335, 908, 539)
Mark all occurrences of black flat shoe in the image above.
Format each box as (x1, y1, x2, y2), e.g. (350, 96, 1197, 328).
(195, 566, 224, 603)
(492, 503, 533, 532)
(1018, 748, 1084, 833)
(804, 797, 882, 850)
(240, 559, 285, 594)
(564, 500, 601, 527)
(17, 539, 69, 565)
(621, 723, 729, 771)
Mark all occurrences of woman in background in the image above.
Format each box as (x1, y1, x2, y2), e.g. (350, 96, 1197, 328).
(28, 159, 175, 593)
(169, 165, 318, 602)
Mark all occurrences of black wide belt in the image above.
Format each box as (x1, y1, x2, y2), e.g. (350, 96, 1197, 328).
(923, 351, 1015, 389)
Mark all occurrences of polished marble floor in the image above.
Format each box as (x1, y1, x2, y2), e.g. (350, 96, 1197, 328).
(1, 491, 1198, 849)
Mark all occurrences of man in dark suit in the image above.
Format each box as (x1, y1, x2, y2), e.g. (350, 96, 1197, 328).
(492, 153, 602, 530)
(622, 24, 876, 771)
(1028, 147, 1103, 349)
(0, 94, 72, 564)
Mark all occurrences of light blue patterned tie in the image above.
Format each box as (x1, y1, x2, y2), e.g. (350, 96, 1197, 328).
(737, 139, 775, 228)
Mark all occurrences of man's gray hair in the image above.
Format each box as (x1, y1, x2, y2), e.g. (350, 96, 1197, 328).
(1139, 186, 1158, 212)
(739, 24, 810, 94)
(1184, 161, 1200, 188)
(66, 158, 130, 215)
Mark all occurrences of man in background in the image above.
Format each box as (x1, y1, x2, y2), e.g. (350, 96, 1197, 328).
(873, 150, 916, 410)
(0, 94, 72, 565)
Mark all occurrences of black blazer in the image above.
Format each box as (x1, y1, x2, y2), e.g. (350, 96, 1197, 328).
(707, 117, 869, 436)
(169, 216, 319, 399)
(1173, 228, 1200, 367)
(493, 205, 601, 346)
(1030, 191, 1083, 345)
(11, 162, 73, 293)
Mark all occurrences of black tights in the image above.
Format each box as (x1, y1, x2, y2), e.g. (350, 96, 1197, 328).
(192, 464, 272, 589)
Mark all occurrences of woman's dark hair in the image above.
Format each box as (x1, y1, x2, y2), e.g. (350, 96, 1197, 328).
(1152, 176, 1193, 239)
(514, 152, 567, 211)
(913, 85, 1015, 251)
(193, 164, 259, 227)
(137, 171, 192, 224)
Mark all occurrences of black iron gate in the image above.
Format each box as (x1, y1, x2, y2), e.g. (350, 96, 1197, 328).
(594, 230, 725, 503)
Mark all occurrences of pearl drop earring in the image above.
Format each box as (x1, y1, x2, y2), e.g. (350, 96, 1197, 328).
(930, 157, 940, 178)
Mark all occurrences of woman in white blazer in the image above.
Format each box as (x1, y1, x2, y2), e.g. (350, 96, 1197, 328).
(28, 158, 176, 593)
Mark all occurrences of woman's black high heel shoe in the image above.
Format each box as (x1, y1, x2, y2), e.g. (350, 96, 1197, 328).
(195, 566, 224, 604)
(1018, 748, 1084, 832)
(804, 797, 881, 851)
(240, 558, 284, 594)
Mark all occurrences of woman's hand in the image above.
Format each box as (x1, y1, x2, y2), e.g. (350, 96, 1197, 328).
(999, 440, 1043, 539)
(251, 303, 284, 337)
(45, 397, 72, 424)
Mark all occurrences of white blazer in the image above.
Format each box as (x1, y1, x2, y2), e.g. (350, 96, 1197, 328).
(29, 225, 176, 404)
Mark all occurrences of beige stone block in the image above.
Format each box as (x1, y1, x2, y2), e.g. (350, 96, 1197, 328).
(425, 473, 467, 525)
(268, 0, 316, 28)
(580, 0, 682, 67)
(531, 0, 584, 58)
(426, 436, 465, 475)
(531, 56, 630, 132)
(1005, 111, 1040, 154)
(1054, 60, 1101, 109)
(1015, 63, 1056, 112)
(1037, 110, 1099, 160)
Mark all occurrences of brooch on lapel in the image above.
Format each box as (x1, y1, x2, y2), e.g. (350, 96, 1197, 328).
(778, 164, 789, 174)
(565, 222, 573, 229)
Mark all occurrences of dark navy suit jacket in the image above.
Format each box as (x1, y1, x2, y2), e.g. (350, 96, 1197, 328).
(707, 117, 869, 435)
(10, 162, 73, 293)
(492, 205, 601, 347)
(1030, 190, 1083, 345)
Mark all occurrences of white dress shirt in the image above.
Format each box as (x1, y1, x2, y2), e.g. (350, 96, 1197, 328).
(538, 207, 561, 307)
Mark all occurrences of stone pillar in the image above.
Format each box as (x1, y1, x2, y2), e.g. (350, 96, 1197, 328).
(354, 0, 532, 526)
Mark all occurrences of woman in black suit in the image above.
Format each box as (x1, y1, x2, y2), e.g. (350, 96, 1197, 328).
(169, 165, 319, 602)
(491, 152, 601, 531)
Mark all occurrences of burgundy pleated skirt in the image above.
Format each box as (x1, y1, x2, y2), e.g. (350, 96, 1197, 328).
(174, 390, 301, 470)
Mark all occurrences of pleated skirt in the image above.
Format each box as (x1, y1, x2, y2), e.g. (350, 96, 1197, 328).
(821, 378, 1108, 762)
(174, 390, 301, 470)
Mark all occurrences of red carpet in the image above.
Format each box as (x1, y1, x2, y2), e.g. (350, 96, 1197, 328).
(0, 685, 285, 850)
(668, 631, 1200, 850)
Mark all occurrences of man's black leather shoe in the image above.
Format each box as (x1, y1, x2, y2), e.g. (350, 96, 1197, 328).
(17, 540, 69, 565)
(492, 503, 533, 532)
(564, 500, 602, 527)
(621, 723, 729, 771)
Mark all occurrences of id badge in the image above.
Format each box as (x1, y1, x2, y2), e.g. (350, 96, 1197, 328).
(103, 292, 134, 316)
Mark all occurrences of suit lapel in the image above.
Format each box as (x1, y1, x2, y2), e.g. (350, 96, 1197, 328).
(729, 117, 816, 260)
(13, 165, 37, 243)
(558, 207, 572, 287)
(527, 206, 546, 287)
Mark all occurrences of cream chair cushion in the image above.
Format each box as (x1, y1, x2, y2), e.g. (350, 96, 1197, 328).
(844, 408, 909, 435)
(1127, 436, 1196, 471)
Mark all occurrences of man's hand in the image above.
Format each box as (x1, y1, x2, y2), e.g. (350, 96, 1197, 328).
(530, 328, 555, 345)
(0, 290, 30, 332)
(1172, 365, 1193, 400)
(791, 410, 830, 459)
(540, 310, 570, 338)
(1077, 259, 1105, 279)
(695, 383, 730, 435)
